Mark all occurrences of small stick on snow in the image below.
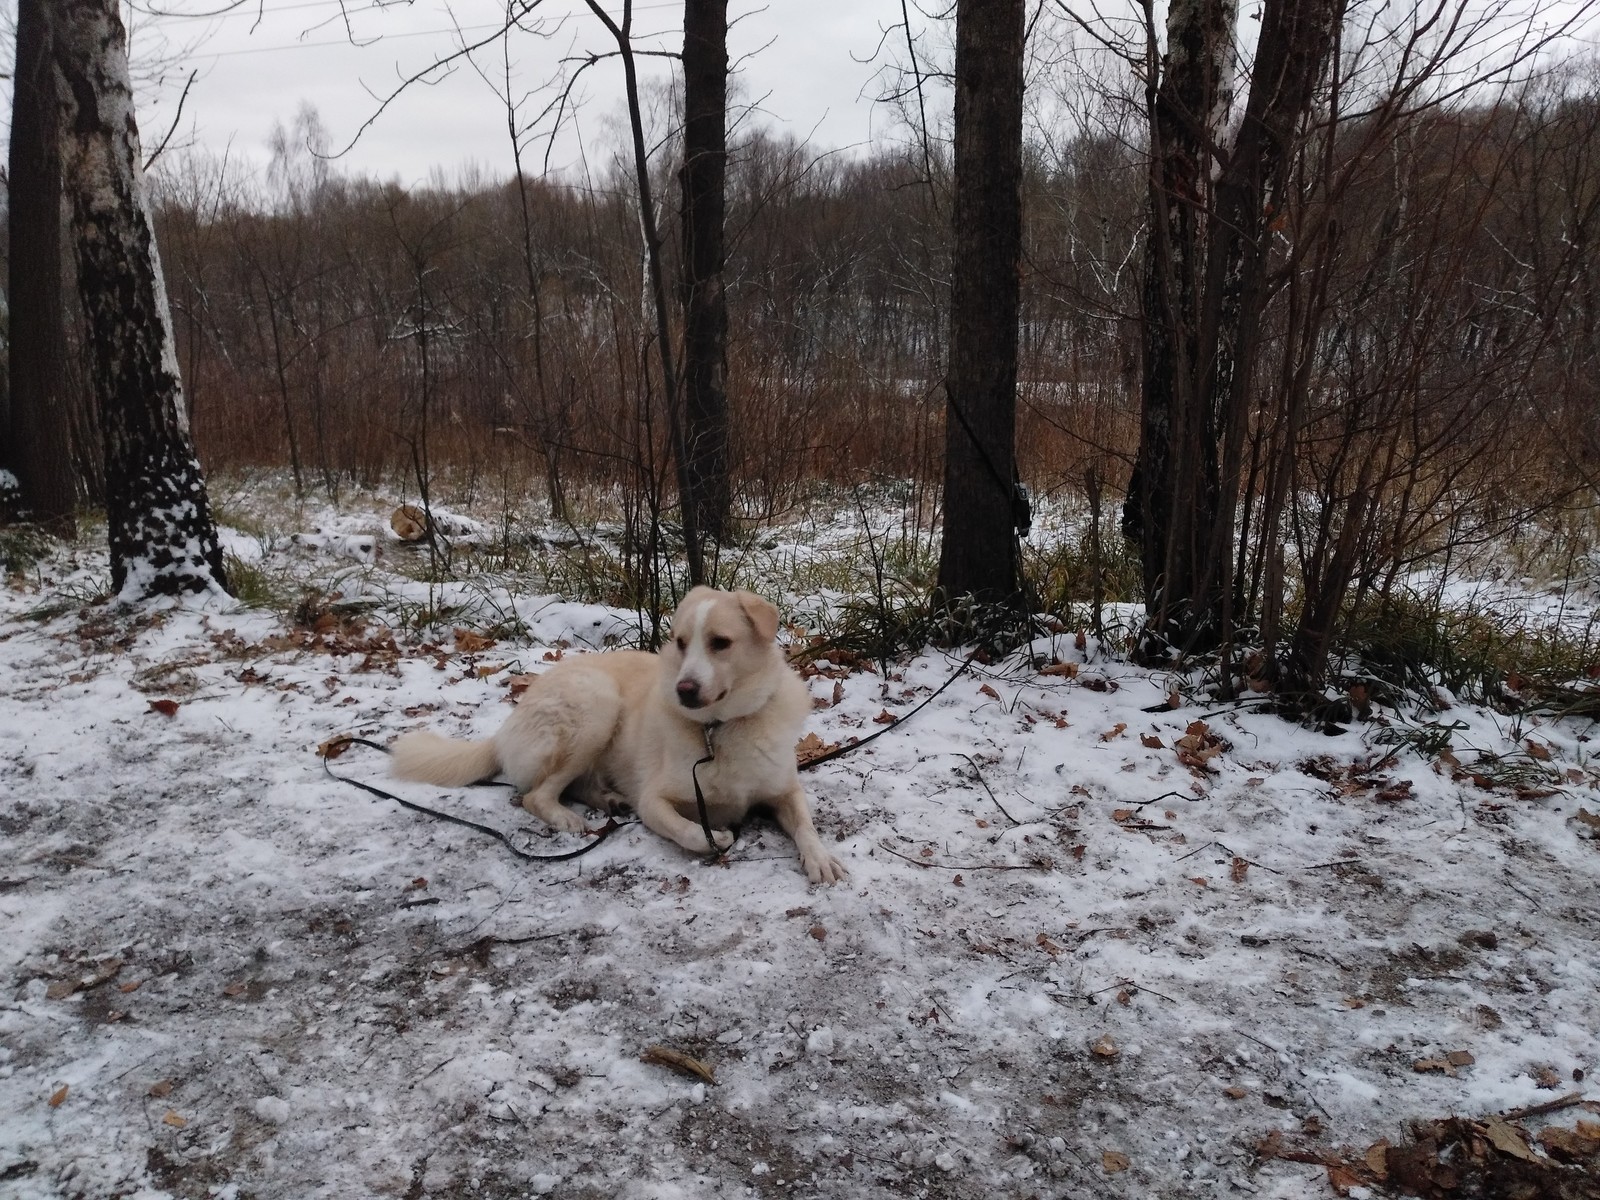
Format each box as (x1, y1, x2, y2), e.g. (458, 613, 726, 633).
(956, 753, 1021, 826)
(1503, 1091, 1588, 1121)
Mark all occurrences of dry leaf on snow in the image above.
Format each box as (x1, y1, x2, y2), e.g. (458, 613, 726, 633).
(148, 699, 180, 717)
(315, 736, 353, 760)
(452, 628, 495, 653)
(48, 1084, 68, 1108)
(1101, 722, 1127, 742)
(1482, 1115, 1537, 1161)
(794, 732, 841, 766)
(1102, 1150, 1130, 1173)
(640, 1045, 716, 1085)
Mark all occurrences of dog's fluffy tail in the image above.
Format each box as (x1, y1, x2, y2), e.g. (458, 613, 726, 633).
(389, 731, 500, 787)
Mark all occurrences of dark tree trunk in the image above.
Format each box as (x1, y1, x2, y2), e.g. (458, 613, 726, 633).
(1127, 0, 1338, 664)
(54, 0, 228, 599)
(6, 0, 79, 533)
(936, 0, 1026, 609)
(679, 0, 731, 544)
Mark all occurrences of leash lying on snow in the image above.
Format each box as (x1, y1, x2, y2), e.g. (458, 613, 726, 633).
(324, 648, 981, 864)
(319, 736, 630, 863)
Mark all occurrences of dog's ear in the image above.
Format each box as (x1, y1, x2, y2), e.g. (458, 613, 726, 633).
(734, 591, 780, 643)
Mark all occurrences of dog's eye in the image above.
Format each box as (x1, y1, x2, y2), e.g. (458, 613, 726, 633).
(675, 636, 687, 651)
(709, 636, 732, 652)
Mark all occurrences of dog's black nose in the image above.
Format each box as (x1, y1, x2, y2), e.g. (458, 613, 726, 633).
(676, 681, 703, 708)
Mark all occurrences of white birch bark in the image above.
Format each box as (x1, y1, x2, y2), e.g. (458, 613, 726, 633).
(54, 0, 228, 600)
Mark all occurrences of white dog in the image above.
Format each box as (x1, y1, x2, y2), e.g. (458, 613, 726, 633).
(390, 587, 848, 883)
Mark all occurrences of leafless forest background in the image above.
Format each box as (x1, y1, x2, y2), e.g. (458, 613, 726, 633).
(12, 19, 1600, 690)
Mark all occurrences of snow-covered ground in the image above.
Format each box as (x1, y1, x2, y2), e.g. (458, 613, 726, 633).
(2, 498, 1599, 1200)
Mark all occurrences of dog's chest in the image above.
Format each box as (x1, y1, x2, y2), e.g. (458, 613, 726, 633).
(696, 727, 790, 801)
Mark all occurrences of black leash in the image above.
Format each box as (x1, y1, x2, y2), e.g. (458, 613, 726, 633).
(320, 736, 628, 863)
(690, 722, 724, 859)
(796, 647, 984, 771)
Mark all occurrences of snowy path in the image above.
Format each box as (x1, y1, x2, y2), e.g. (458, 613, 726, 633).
(2, 569, 1598, 1199)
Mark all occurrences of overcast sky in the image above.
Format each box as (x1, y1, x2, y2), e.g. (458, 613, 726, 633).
(38, 0, 933, 189)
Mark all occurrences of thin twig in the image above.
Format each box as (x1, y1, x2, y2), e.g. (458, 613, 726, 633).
(957, 753, 1021, 826)
(875, 841, 1045, 872)
(142, 69, 197, 171)
(1503, 1091, 1588, 1121)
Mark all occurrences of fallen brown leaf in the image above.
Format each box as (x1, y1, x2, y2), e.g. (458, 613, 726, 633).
(1223, 1085, 1247, 1100)
(48, 1084, 68, 1108)
(315, 736, 353, 760)
(148, 1080, 174, 1098)
(1102, 1150, 1130, 1173)
(1090, 1034, 1118, 1059)
(1326, 1164, 1364, 1195)
(454, 628, 494, 653)
(1482, 1114, 1536, 1161)
(148, 699, 180, 717)
(162, 1111, 188, 1128)
(1230, 856, 1249, 883)
(640, 1045, 716, 1085)
(1364, 1139, 1390, 1179)
(1140, 733, 1164, 749)
(1100, 722, 1128, 741)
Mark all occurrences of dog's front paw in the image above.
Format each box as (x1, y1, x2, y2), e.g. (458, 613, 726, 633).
(710, 828, 735, 852)
(538, 804, 589, 835)
(803, 851, 849, 884)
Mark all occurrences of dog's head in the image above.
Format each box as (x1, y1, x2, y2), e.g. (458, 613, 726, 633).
(661, 587, 783, 723)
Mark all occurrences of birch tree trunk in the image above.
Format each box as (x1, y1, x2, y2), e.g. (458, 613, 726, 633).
(936, 0, 1027, 610)
(53, 0, 229, 600)
(1126, 0, 1338, 663)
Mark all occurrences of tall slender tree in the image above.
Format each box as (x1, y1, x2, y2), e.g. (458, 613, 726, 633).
(936, 0, 1028, 609)
(679, 0, 732, 546)
(53, 0, 229, 599)
(1124, 0, 1339, 661)
(6, 0, 79, 533)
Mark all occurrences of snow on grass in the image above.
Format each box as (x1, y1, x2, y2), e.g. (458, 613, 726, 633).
(2, 496, 1599, 1199)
